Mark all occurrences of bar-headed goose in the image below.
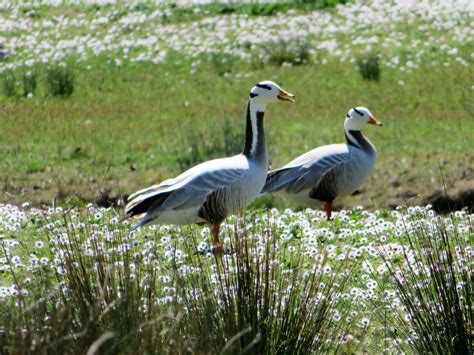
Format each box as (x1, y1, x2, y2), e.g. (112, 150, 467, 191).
(262, 107, 381, 220)
(125, 81, 294, 253)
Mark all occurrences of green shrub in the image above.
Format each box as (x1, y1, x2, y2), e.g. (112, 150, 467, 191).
(242, 3, 287, 16)
(357, 53, 381, 81)
(45, 63, 75, 97)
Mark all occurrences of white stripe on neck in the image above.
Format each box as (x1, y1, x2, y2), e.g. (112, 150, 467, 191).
(249, 100, 267, 156)
(344, 126, 359, 146)
(344, 118, 363, 147)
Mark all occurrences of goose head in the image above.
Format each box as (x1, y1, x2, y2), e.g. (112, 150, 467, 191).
(344, 107, 382, 131)
(249, 81, 295, 110)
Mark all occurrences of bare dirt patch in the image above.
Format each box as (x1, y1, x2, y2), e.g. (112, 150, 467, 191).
(425, 178, 474, 213)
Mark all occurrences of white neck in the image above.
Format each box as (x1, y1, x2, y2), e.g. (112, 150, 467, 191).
(344, 118, 362, 144)
(250, 99, 267, 113)
(343, 118, 359, 146)
(344, 117, 364, 132)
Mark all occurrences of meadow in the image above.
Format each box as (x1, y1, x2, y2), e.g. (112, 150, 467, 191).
(0, 0, 473, 353)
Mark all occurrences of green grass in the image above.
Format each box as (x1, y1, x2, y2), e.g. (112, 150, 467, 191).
(0, 50, 472, 207)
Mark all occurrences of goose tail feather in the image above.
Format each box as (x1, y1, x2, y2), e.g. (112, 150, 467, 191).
(124, 189, 173, 220)
(132, 215, 155, 230)
(261, 169, 291, 193)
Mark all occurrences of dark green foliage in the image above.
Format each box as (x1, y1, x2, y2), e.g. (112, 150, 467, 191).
(217, 0, 349, 17)
(239, 3, 289, 17)
(45, 63, 75, 97)
(1, 68, 37, 98)
(295, 0, 349, 6)
(357, 53, 381, 81)
(1, 70, 17, 97)
(155, 0, 351, 23)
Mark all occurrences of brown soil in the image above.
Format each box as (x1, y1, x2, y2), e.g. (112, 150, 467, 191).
(424, 179, 474, 213)
(2, 169, 473, 214)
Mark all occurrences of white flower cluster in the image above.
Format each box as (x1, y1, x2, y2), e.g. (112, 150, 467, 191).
(0, 0, 472, 73)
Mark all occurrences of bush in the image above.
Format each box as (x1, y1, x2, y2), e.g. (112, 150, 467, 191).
(357, 53, 381, 81)
(217, 1, 349, 16)
(0, 215, 184, 353)
(45, 63, 75, 97)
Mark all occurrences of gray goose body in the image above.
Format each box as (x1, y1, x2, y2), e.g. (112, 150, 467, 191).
(124, 81, 294, 250)
(262, 107, 381, 218)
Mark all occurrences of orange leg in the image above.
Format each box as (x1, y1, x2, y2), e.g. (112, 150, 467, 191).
(211, 224, 224, 254)
(324, 202, 333, 221)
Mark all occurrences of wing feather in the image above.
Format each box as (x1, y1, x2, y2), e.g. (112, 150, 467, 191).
(262, 148, 350, 194)
(125, 156, 248, 219)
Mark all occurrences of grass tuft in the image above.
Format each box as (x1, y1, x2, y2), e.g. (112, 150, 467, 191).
(375, 210, 473, 353)
(45, 63, 75, 97)
(357, 53, 381, 81)
(1, 70, 17, 97)
(210, 53, 238, 76)
(175, 220, 356, 353)
(21, 68, 37, 97)
(264, 39, 311, 66)
(0, 214, 188, 353)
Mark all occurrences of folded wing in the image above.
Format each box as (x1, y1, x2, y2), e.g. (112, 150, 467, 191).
(262, 149, 350, 194)
(125, 159, 247, 222)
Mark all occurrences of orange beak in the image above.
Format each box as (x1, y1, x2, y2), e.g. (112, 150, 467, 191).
(368, 117, 382, 126)
(277, 89, 295, 103)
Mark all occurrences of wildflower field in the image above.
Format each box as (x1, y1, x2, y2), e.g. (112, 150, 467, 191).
(1, 204, 472, 353)
(0, 0, 473, 353)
